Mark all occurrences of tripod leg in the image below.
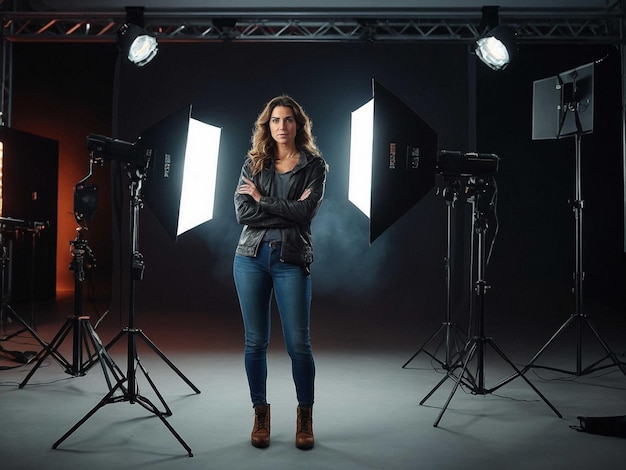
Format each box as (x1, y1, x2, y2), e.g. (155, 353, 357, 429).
(104, 328, 197, 417)
(486, 339, 562, 418)
(135, 355, 173, 416)
(433, 341, 478, 427)
(447, 325, 469, 369)
(137, 330, 201, 394)
(403, 324, 446, 368)
(52, 381, 124, 450)
(103, 328, 127, 351)
(53, 336, 194, 456)
(420, 368, 453, 406)
(2, 304, 49, 348)
(404, 322, 468, 370)
(0, 309, 29, 341)
(525, 314, 574, 372)
(133, 394, 193, 457)
(420, 335, 480, 405)
(495, 314, 576, 389)
(77, 318, 101, 374)
(500, 313, 626, 384)
(19, 318, 74, 388)
(581, 316, 626, 376)
(84, 322, 126, 392)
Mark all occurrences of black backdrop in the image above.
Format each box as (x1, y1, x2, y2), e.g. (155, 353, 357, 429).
(7, 35, 624, 359)
(111, 42, 470, 322)
(106, 40, 623, 350)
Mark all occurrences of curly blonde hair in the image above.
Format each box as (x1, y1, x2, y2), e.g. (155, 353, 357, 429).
(248, 95, 321, 175)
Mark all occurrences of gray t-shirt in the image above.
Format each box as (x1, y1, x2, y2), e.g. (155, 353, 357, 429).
(263, 170, 292, 242)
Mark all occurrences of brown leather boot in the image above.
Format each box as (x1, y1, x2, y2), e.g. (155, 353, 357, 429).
(295, 406, 314, 450)
(251, 404, 270, 448)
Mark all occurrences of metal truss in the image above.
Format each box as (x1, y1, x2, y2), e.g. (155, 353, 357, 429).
(1, 6, 624, 126)
(0, 8, 623, 44)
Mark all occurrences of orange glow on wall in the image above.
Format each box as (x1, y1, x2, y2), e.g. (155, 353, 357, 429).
(11, 43, 116, 300)
(11, 97, 112, 295)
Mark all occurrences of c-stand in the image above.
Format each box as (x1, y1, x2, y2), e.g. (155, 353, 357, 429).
(420, 177, 562, 427)
(53, 166, 199, 457)
(19, 226, 123, 388)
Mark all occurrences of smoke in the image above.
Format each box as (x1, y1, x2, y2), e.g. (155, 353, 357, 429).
(311, 197, 392, 298)
(194, 217, 242, 287)
(192, 196, 394, 300)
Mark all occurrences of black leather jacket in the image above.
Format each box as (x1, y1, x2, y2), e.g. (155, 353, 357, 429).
(234, 152, 327, 266)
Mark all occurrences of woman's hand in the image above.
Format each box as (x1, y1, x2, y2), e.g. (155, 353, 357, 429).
(298, 188, 312, 201)
(237, 176, 262, 202)
(238, 176, 311, 203)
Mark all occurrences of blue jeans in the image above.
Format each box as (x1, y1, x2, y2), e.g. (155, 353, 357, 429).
(233, 241, 315, 407)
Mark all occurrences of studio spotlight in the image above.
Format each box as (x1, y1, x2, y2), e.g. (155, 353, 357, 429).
(118, 7, 158, 67)
(475, 24, 516, 71)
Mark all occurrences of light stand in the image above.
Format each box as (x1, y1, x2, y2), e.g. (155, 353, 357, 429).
(501, 131, 626, 380)
(420, 178, 562, 427)
(19, 225, 117, 387)
(0, 219, 48, 351)
(520, 60, 626, 380)
(53, 165, 199, 457)
(402, 179, 467, 370)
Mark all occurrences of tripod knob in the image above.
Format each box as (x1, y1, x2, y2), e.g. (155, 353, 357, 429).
(474, 280, 491, 295)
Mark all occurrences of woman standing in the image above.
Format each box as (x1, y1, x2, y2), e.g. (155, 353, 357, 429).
(233, 95, 327, 450)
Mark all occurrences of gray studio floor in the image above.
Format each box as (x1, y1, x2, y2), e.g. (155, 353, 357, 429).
(1, 292, 626, 470)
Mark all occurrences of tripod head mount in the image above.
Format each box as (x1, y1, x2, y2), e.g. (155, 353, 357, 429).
(69, 227, 96, 282)
(438, 178, 463, 206)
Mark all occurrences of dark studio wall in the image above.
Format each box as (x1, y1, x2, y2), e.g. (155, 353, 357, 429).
(0, 127, 58, 301)
(11, 43, 117, 305)
(111, 41, 471, 339)
(8, 38, 625, 353)
(112, 40, 626, 349)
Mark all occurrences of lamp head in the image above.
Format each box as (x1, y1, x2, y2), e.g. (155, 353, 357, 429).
(74, 183, 98, 226)
(475, 25, 516, 71)
(118, 22, 158, 67)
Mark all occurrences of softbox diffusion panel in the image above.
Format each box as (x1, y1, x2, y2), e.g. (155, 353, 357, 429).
(350, 80, 438, 243)
(141, 105, 221, 240)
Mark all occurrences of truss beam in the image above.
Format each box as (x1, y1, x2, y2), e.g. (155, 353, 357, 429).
(1, 9, 623, 44)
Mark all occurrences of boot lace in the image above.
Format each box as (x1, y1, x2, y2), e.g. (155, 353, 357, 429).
(255, 410, 268, 431)
(299, 411, 312, 434)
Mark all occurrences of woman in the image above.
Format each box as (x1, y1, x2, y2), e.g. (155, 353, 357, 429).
(233, 95, 327, 450)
